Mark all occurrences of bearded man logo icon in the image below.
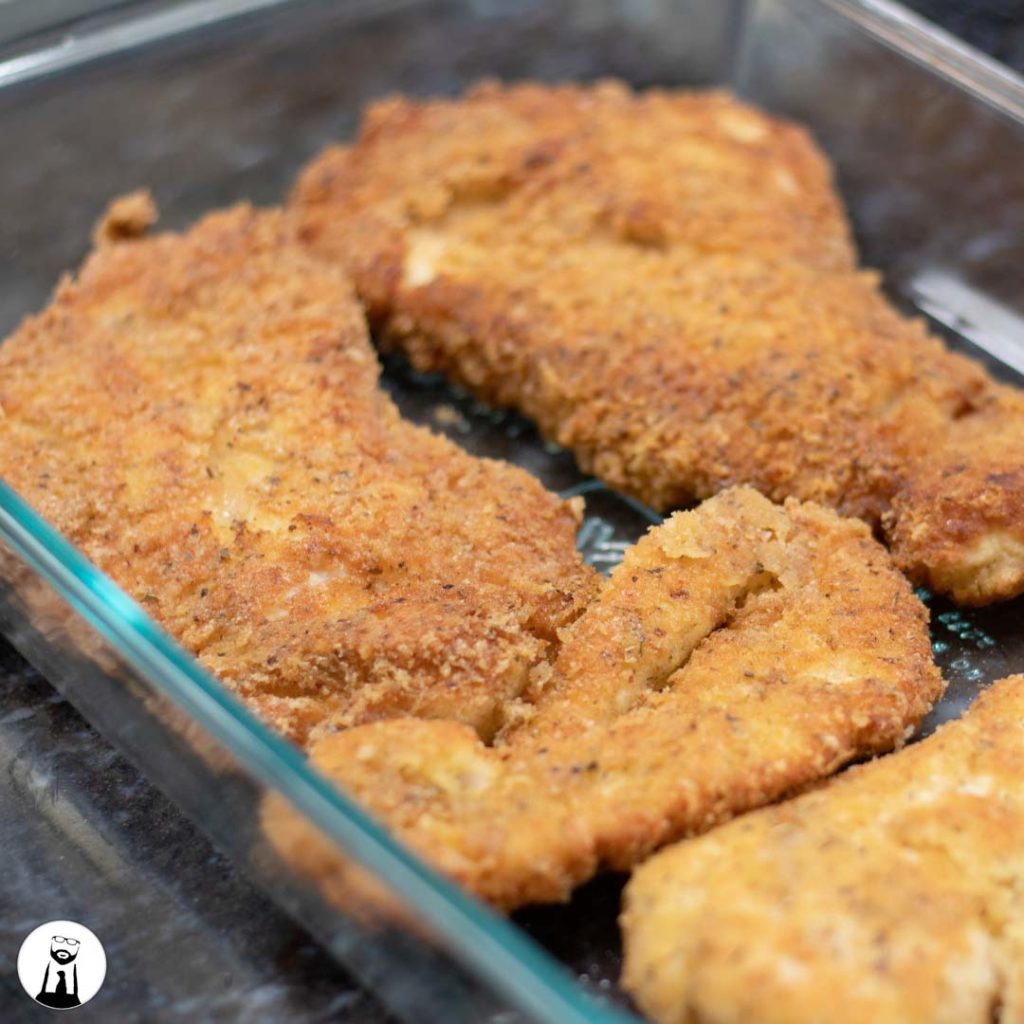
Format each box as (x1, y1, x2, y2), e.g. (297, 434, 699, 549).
(17, 921, 106, 1010)
(36, 935, 83, 1008)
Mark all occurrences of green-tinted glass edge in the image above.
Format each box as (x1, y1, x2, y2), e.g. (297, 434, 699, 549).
(0, 479, 638, 1024)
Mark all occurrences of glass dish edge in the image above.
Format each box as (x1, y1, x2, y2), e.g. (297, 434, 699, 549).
(0, 478, 637, 1024)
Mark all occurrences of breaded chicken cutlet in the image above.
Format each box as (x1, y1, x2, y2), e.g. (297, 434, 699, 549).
(0, 197, 596, 745)
(622, 675, 1024, 1024)
(266, 487, 943, 910)
(292, 81, 1024, 606)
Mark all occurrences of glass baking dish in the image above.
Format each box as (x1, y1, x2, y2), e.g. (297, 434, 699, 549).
(0, 1, 1021, 1020)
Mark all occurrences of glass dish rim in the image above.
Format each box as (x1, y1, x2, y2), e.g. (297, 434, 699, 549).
(812, 0, 1023, 124)
(0, 0, 1021, 120)
(0, 0, 1020, 1019)
(0, 479, 637, 1024)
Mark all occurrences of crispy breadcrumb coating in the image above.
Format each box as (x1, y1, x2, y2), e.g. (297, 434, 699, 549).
(292, 80, 1024, 605)
(269, 487, 942, 909)
(622, 675, 1024, 1024)
(0, 198, 596, 744)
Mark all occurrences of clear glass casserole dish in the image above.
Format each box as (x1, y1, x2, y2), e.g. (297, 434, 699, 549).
(0, 1, 1021, 1021)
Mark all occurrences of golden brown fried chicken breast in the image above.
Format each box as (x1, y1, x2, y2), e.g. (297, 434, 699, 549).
(291, 80, 1024, 605)
(269, 487, 943, 909)
(0, 198, 596, 744)
(622, 674, 1024, 1024)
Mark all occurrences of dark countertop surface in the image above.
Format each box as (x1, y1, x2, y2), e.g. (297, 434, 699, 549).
(2, 3, 1022, 1022)
(0, 640, 392, 1023)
